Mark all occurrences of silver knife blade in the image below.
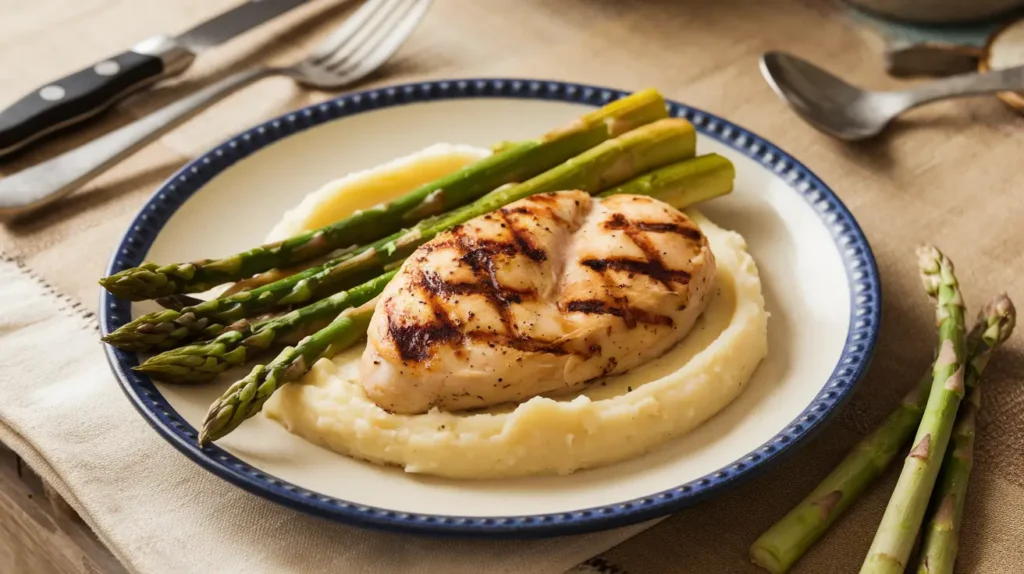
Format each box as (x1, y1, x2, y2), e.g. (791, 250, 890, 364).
(174, 0, 314, 53)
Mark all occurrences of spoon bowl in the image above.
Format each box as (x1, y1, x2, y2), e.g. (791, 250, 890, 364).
(760, 51, 1024, 141)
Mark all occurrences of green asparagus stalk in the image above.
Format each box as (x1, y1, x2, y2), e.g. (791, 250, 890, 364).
(749, 294, 1015, 574)
(917, 295, 1016, 574)
(597, 152, 734, 205)
(860, 246, 968, 574)
(197, 146, 734, 445)
(101, 265, 383, 353)
(134, 270, 399, 384)
(99, 89, 670, 301)
(200, 299, 377, 445)
(256, 118, 698, 300)
(103, 118, 697, 352)
(131, 153, 734, 379)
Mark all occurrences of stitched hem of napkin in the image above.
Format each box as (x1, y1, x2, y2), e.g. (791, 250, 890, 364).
(0, 253, 98, 329)
(0, 258, 139, 574)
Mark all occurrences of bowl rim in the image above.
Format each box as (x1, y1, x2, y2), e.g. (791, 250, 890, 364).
(100, 77, 881, 539)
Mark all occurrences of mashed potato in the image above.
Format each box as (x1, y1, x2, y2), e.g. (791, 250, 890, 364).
(263, 146, 769, 479)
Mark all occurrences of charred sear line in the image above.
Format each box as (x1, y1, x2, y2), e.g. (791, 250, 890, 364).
(466, 331, 568, 355)
(582, 258, 692, 286)
(503, 201, 571, 226)
(602, 212, 703, 240)
(596, 213, 699, 288)
(636, 222, 702, 239)
(497, 207, 547, 262)
(566, 298, 673, 328)
(386, 298, 463, 362)
(566, 299, 621, 316)
(420, 270, 534, 303)
(456, 234, 520, 332)
(423, 237, 517, 257)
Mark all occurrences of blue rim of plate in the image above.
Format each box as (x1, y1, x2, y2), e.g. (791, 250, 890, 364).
(101, 77, 880, 539)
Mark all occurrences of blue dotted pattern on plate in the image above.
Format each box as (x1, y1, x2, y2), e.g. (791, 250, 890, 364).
(101, 78, 881, 539)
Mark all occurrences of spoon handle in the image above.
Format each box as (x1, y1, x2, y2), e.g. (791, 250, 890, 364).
(902, 65, 1024, 108)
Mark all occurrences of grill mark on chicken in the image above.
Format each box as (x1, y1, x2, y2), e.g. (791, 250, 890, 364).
(581, 258, 692, 285)
(385, 297, 462, 361)
(465, 331, 567, 355)
(393, 226, 572, 361)
(603, 212, 703, 239)
(421, 271, 536, 303)
(455, 234, 568, 357)
(497, 207, 547, 262)
(565, 299, 673, 327)
(600, 212, 695, 289)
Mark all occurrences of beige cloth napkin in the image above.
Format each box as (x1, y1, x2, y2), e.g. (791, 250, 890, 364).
(0, 257, 655, 574)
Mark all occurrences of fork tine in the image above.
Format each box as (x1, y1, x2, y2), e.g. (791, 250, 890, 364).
(308, 0, 396, 63)
(318, 0, 413, 69)
(327, 0, 431, 83)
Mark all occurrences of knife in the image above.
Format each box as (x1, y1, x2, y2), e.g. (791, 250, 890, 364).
(0, 0, 311, 159)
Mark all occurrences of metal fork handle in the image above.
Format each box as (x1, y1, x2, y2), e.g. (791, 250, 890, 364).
(0, 67, 272, 217)
(899, 64, 1024, 109)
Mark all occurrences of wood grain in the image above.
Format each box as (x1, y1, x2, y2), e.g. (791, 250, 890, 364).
(0, 445, 125, 574)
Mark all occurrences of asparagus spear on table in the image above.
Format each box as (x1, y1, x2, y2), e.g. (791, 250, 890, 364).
(98, 89, 670, 301)
(134, 154, 735, 383)
(860, 246, 968, 574)
(197, 149, 735, 445)
(103, 118, 698, 353)
(917, 295, 1016, 574)
(748, 292, 1015, 574)
(134, 270, 399, 384)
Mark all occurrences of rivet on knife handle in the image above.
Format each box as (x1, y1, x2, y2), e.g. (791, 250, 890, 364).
(0, 35, 194, 159)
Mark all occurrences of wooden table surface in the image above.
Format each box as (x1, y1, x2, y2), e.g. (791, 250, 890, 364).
(3, 1, 1024, 573)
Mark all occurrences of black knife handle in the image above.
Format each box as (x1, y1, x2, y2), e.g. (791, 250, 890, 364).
(0, 51, 166, 157)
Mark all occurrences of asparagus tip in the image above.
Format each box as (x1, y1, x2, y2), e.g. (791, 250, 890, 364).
(984, 293, 1016, 341)
(915, 244, 946, 297)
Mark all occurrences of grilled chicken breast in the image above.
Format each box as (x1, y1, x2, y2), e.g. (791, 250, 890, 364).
(359, 190, 716, 414)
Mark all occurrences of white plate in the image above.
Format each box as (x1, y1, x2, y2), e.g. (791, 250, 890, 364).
(102, 79, 880, 537)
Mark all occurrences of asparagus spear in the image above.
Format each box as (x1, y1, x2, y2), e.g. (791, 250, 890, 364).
(99, 90, 670, 301)
(101, 265, 384, 353)
(860, 246, 968, 574)
(134, 270, 399, 383)
(104, 118, 697, 352)
(129, 153, 735, 378)
(749, 294, 1015, 574)
(597, 153, 734, 203)
(200, 299, 377, 445)
(197, 149, 734, 445)
(917, 295, 1015, 574)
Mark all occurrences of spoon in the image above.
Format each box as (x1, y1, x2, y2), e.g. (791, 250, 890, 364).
(760, 51, 1024, 141)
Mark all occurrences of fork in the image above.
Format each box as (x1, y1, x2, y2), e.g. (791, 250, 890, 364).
(0, 0, 432, 217)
